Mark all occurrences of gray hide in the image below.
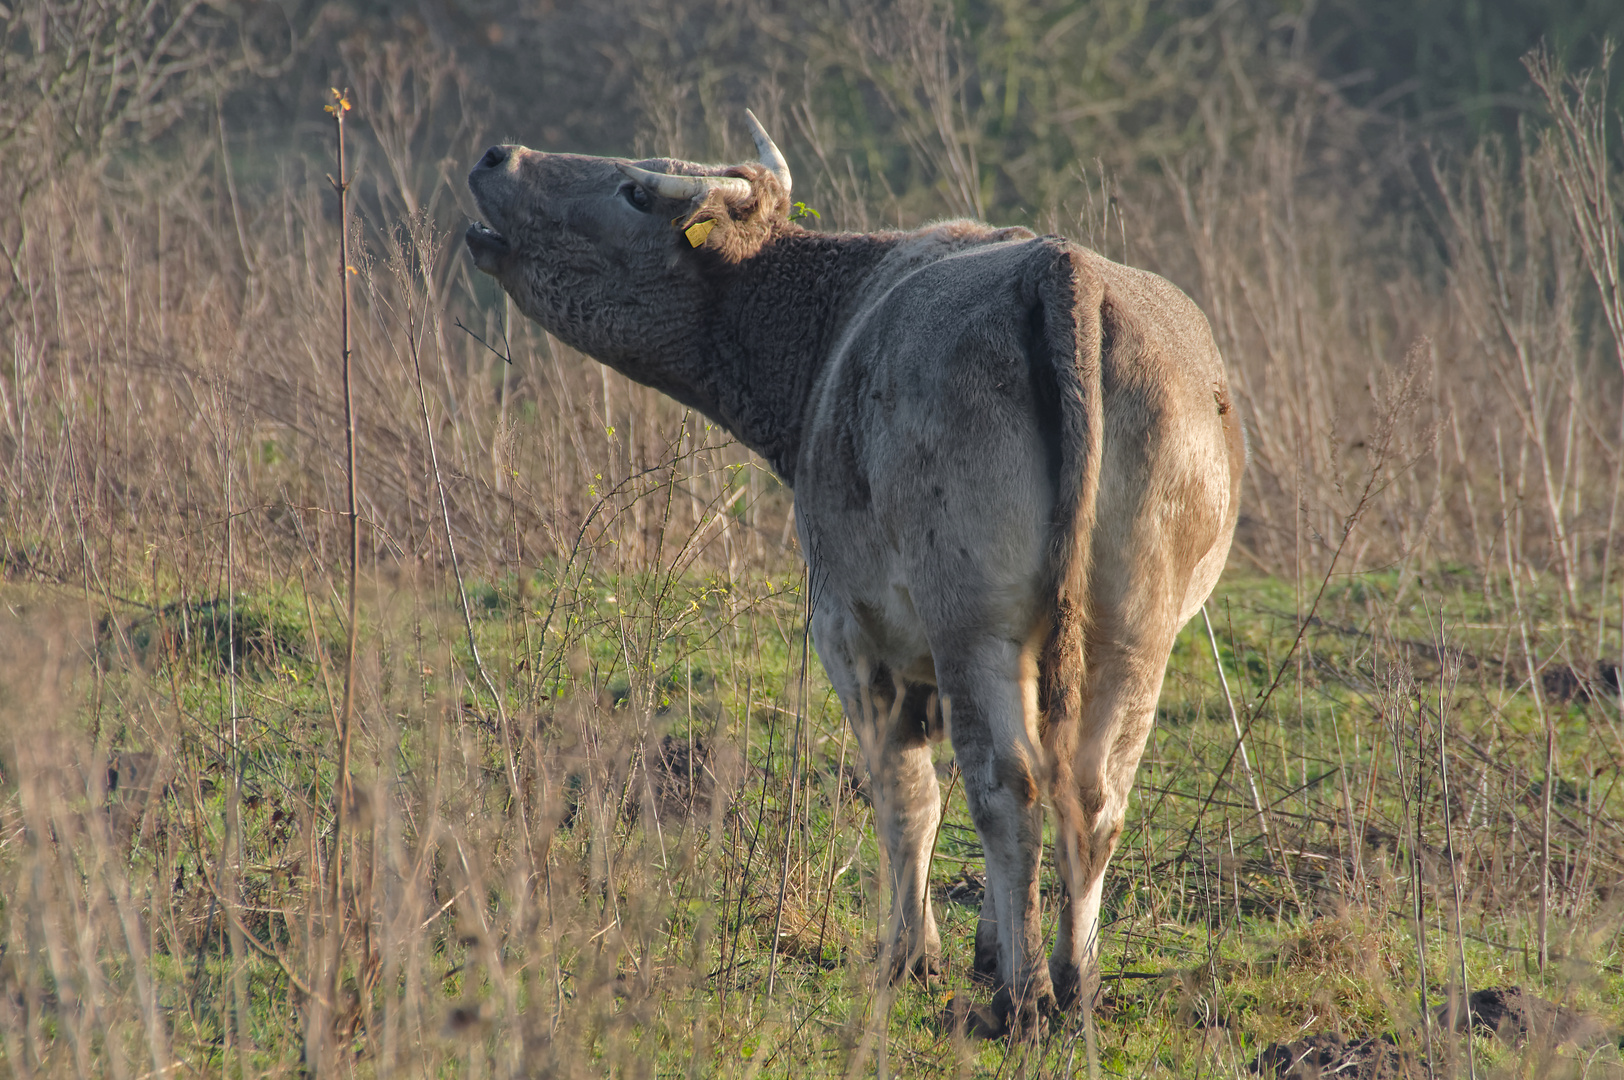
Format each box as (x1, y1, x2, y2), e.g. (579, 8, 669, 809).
(466, 117, 1244, 1032)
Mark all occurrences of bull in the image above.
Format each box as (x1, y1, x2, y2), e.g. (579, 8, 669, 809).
(465, 112, 1244, 1032)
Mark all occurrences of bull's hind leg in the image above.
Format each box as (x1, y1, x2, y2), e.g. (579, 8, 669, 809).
(1048, 611, 1183, 1010)
(937, 635, 1054, 1030)
(838, 657, 945, 980)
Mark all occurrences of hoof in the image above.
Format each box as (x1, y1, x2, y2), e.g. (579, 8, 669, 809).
(992, 986, 1057, 1041)
(884, 948, 943, 986)
(1049, 958, 1094, 1012)
(938, 995, 1008, 1040)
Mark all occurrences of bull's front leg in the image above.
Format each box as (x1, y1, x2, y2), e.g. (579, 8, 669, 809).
(844, 658, 944, 981)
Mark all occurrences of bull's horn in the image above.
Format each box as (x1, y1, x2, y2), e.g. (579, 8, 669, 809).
(744, 109, 792, 195)
(616, 162, 751, 202)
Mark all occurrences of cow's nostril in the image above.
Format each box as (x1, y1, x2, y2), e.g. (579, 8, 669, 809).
(479, 145, 509, 170)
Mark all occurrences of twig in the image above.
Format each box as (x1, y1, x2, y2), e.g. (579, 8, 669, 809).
(1410, 679, 1436, 1080)
(1202, 605, 1268, 839)
(812, 712, 851, 964)
(1177, 457, 1384, 872)
(453, 316, 513, 364)
(1431, 626, 1476, 1080)
(400, 217, 535, 868)
(766, 563, 812, 1002)
(318, 85, 357, 1069)
(1177, 344, 1431, 874)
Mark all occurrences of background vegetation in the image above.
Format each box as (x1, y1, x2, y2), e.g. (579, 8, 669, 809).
(6, 0, 1624, 1075)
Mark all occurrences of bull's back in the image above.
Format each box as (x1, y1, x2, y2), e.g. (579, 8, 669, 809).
(797, 233, 1236, 641)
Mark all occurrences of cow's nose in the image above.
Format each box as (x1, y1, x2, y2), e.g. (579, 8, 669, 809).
(478, 145, 509, 170)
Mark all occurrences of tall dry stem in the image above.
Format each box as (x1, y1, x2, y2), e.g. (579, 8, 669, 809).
(313, 85, 359, 1069)
(391, 209, 533, 866)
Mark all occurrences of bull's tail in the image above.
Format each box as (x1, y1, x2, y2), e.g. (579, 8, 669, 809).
(1028, 242, 1106, 768)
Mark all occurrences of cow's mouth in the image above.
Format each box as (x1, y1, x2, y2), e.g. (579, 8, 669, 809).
(465, 220, 510, 272)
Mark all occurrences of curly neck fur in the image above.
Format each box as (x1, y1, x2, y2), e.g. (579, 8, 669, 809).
(595, 226, 903, 486)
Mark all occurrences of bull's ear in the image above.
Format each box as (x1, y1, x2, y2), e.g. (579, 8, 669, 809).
(676, 163, 792, 263)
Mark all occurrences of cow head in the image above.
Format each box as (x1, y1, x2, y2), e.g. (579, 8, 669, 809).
(465, 111, 795, 364)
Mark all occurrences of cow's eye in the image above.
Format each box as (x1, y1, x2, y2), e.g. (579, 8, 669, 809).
(623, 184, 652, 212)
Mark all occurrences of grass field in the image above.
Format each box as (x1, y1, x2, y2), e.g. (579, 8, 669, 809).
(5, 557, 1624, 1077)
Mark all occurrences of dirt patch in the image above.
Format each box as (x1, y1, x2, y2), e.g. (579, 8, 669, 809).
(1250, 1032, 1422, 1079)
(1438, 985, 1613, 1049)
(648, 732, 741, 820)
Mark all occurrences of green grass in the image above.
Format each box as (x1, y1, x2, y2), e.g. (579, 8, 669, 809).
(4, 565, 1624, 1077)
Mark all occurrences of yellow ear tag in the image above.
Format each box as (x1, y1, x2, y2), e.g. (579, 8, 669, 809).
(685, 218, 717, 247)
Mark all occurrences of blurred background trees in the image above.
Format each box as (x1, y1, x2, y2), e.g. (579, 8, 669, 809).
(11, 0, 1623, 224)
